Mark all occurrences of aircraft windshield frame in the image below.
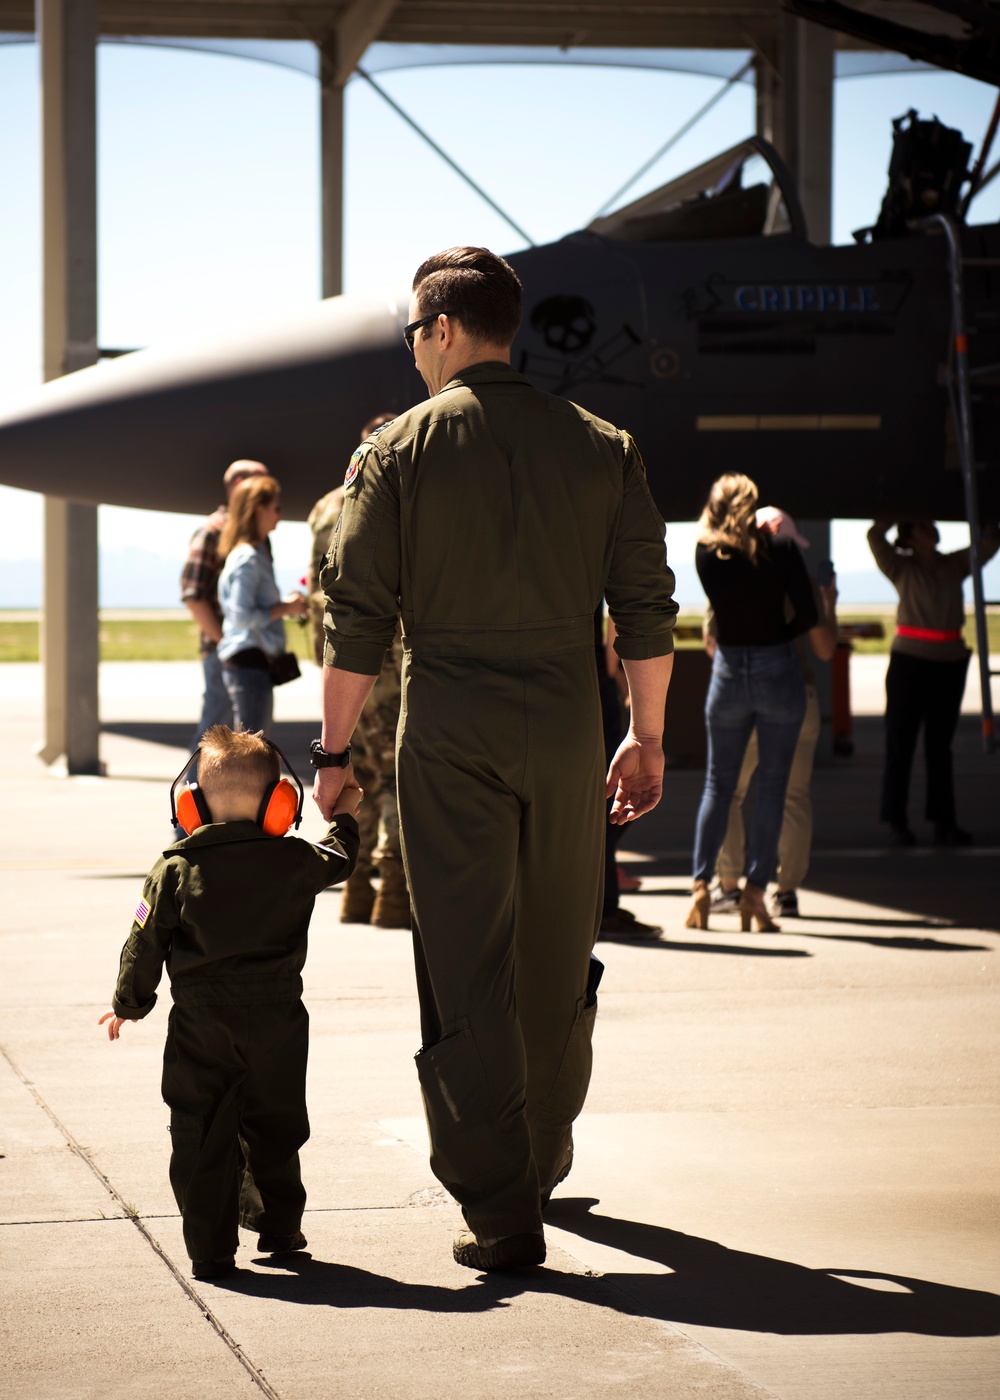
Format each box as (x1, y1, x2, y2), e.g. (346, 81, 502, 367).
(587, 136, 809, 243)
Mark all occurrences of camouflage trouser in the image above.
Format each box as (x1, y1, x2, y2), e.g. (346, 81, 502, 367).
(355, 636, 403, 874)
(313, 595, 403, 881)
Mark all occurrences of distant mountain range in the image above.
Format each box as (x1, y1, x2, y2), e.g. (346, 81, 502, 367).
(0, 550, 902, 609)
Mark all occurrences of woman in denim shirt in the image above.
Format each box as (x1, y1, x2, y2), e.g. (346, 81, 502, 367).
(687, 474, 817, 933)
(217, 475, 308, 734)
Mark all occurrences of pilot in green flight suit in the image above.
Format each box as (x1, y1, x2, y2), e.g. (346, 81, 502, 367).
(314, 247, 677, 1272)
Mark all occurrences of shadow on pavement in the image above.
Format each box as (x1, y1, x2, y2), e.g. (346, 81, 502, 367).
(103, 720, 317, 775)
(596, 936, 811, 958)
(213, 1202, 1000, 1339)
(102, 721, 193, 749)
(800, 930, 990, 953)
(213, 1253, 507, 1313)
(542, 1198, 1000, 1337)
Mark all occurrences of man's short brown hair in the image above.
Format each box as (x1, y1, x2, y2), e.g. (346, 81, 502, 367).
(412, 246, 522, 347)
(197, 725, 278, 810)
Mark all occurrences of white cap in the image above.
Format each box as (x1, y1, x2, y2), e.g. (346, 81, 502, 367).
(755, 506, 810, 549)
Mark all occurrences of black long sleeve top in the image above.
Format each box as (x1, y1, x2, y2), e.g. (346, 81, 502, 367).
(695, 536, 817, 646)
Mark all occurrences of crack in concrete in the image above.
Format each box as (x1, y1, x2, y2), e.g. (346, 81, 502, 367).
(0, 1037, 283, 1400)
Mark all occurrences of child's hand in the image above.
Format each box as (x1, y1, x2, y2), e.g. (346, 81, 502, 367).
(98, 1011, 135, 1041)
(333, 781, 364, 818)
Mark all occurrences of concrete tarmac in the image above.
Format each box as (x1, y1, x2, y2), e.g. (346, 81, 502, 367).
(1, 663, 998, 1399)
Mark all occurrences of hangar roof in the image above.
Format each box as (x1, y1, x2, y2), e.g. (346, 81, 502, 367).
(0, 0, 966, 48)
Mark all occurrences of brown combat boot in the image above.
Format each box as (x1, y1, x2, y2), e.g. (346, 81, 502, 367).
(340, 870, 375, 924)
(371, 863, 411, 928)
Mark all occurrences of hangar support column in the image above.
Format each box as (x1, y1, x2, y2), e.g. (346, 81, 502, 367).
(320, 56, 345, 298)
(756, 18, 834, 243)
(785, 19, 836, 744)
(37, 0, 100, 774)
(781, 16, 835, 245)
(758, 21, 837, 751)
(318, 0, 398, 298)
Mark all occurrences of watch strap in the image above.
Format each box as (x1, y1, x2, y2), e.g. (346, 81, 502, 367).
(310, 739, 352, 769)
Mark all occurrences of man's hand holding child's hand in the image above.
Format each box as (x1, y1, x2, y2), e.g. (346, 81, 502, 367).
(98, 1012, 136, 1041)
(333, 779, 364, 819)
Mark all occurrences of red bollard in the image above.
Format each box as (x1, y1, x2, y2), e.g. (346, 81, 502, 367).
(832, 639, 854, 757)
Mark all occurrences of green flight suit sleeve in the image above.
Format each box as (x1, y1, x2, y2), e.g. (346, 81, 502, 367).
(302, 814, 361, 892)
(111, 861, 179, 1020)
(321, 443, 401, 675)
(606, 432, 679, 660)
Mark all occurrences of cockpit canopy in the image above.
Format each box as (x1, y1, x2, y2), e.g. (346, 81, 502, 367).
(587, 137, 808, 243)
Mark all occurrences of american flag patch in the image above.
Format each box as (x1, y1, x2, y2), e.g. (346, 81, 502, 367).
(134, 899, 150, 928)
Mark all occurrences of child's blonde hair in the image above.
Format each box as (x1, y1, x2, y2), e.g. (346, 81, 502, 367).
(197, 725, 278, 809)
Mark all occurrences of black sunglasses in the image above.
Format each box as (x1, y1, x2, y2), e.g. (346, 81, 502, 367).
(403, 311, 450, 353)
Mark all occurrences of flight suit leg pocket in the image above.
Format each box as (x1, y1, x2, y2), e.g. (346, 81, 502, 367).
(414, 1021, 506, 1196)
(539, 995, 598, 1131)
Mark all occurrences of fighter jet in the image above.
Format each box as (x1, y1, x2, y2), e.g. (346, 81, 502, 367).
(0, 127, 997, 523)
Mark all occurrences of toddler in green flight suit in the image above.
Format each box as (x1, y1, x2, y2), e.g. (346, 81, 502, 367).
(99, 725, 361, 1281)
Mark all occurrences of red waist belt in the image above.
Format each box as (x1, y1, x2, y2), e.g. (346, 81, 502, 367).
(896, 625, 962, 642)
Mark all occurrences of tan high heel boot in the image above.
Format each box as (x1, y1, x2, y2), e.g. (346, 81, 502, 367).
(739, 883, 779, 933)
(684, 880, 710, 930)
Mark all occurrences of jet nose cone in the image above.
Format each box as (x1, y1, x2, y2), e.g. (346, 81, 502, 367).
(0, 292, 417, 518)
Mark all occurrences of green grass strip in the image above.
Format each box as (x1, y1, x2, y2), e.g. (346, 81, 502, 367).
(1, 614, 998, 662)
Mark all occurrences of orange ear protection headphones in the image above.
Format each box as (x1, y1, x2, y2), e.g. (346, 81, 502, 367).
(169, 739, 304, 838)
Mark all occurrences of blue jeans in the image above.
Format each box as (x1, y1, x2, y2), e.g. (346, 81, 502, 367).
(692, 643, 806, 888)
(186, 649, 234, 778)
(222, 663, 274, 737)
(190, 649, 234, 744)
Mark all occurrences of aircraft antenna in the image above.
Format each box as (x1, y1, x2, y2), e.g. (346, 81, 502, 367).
(355, 66, 536, 247)
(590, 56, 754, 221)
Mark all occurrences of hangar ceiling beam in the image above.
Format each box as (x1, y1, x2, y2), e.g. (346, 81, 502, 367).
(319, 0, 399, 298)
(37, 0, 100, 775)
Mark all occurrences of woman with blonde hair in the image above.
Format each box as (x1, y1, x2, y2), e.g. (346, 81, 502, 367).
(217, 475, 308, 735)
(687, 473, 816, 931)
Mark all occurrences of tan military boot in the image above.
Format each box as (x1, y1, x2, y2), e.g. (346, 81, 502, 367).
(371, 863, 411, 928)
(340, 870, 375, 924)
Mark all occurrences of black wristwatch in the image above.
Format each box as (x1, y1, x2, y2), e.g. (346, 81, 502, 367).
(309, 740, 352, 769)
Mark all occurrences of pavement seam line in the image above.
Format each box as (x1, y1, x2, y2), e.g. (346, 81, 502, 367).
(0, 1038, 283, 1400)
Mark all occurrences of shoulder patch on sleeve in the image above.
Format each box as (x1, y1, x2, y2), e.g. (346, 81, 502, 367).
(134, 897, 151, 928)
(622, 430, 647, 478)
(344, 443, 373, 497)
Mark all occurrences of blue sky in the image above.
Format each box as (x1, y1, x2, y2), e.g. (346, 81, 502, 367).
(0, 40, 998, 605)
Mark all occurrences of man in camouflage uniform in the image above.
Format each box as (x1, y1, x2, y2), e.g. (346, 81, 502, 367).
(308, 415, 410, 928)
